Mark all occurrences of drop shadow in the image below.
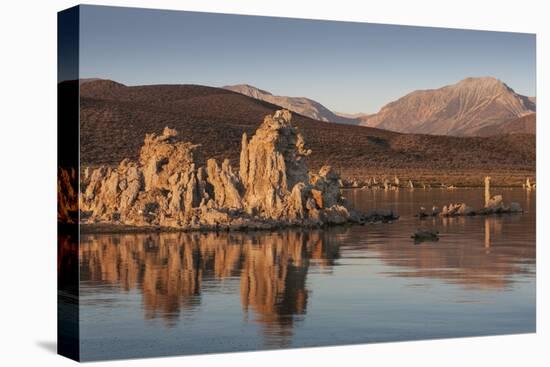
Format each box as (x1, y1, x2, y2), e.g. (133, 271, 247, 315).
(36, 340, 57, 354)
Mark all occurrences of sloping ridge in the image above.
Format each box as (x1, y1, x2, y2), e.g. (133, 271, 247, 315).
(224, 84, 361, 125)
(477, 113, 536, 136)
(361, 77, 536, 136)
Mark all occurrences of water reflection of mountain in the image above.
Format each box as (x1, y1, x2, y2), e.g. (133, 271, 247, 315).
(79, 230, 341, 343)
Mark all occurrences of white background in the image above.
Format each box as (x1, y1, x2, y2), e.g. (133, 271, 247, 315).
(0, 0, 547, 366)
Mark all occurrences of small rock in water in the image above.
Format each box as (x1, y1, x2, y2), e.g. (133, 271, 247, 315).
(411, 228, 439, 243)
(416, 205, 441, 218)
(509, 202, 523, 213)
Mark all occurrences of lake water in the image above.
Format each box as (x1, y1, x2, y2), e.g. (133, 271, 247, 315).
(76, 188, 536, 361)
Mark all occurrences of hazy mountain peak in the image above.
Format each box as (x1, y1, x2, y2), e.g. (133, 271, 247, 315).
(458, 76, 501, 85)
(454, 76, 515, 93)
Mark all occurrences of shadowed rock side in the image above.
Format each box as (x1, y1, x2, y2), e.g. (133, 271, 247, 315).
(58, 167, 78, 224)
(80, 110, 397, 231)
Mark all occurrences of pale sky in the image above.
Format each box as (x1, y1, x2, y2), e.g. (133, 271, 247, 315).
(77, 5, 536, 114)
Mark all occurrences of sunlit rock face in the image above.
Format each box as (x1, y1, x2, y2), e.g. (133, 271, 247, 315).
(80, 127, 208, 227)
(79, 110, 394, 230)
(239, 110, 312, 220)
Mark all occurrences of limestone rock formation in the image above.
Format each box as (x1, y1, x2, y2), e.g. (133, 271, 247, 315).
(238, 110, 311, 219)
(80, 127, 210, 228)
(80, 110, 392, 230)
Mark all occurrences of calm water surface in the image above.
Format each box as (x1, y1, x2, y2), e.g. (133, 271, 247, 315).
(76, 188, 536, 361)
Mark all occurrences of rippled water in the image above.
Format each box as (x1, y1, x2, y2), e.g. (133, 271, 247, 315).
(74, 188, 536, 361)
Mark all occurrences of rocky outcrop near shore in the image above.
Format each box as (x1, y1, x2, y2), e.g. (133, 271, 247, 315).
(80, 110, 397, 230)
(417, 195, 523, 218)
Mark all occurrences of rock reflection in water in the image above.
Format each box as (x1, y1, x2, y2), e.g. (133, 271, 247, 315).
(79, 230, 341, 339)
(373, 215, 534, 290)
(76, 189, 534, 359)
(79, 208, 535, 336)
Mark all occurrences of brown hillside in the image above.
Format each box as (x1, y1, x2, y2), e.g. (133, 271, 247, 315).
(76, 80, 535, 185)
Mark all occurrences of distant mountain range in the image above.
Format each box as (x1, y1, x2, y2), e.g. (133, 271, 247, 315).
(225, 77, 536, 136)
(334, 111, 372, 120)
(223, 84, 362, 125)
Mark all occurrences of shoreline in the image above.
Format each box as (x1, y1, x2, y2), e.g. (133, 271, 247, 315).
(79, 187, 533, 235)
(341, 185, 536, 189)
(337, 170, 535, 188)
(79, 220, 375, 235)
